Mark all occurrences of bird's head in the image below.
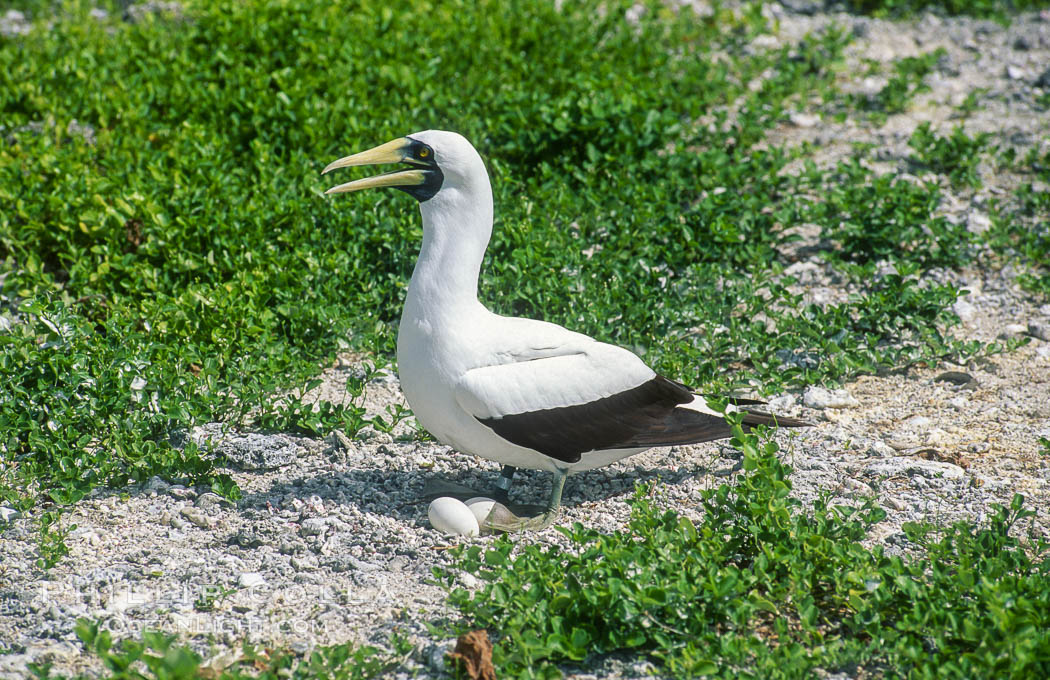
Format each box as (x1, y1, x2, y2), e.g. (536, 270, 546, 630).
(322, 130, 484, 203)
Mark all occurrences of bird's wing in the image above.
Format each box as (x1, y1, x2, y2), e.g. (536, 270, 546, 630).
(456, 340, 656, 419)
(455, 322, 810, 464)
(455, 337, 750, 464)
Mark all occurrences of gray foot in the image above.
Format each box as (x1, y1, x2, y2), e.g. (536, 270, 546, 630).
(478, 502, 560, 533)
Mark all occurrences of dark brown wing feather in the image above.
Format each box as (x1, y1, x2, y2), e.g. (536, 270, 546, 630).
(477, 375, 809, 464)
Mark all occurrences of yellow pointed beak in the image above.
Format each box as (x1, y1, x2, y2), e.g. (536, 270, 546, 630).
(322, 137, 427, 195)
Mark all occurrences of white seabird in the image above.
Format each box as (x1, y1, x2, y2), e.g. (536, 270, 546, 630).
(322, 130, 807, 530)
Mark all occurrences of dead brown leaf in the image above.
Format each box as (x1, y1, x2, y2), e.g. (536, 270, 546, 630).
(124, 218, 144, 252)
(447, 629, 497, 680)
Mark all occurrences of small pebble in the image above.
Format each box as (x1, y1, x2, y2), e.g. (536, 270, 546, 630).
(195, 492, 226, 512)
(838, 477, 872, 495)
(179, 507, 212, 529)
(237, 572, 266, 589)
(865, 457, 966, 481)
(882, 497, 905, 511)
(766, 394, 797, 411)
(226, 530, 264, 549)
(953, 298, 977, 323)
(307, 495, 326, 515)
(779, 0, 823, 15)
(1028, 320, 1050, 341)
(1036, 66, 1050, 89)
(0, 9, 30, 37)
(867, 441, 896, 458)
(300, 517, 328, 536)
(168, 485, 196, 500)
(789, 112, 821, 128)
(803, 386, 859, 409)
(999, 323, 1028, 339)
(290, 555, 317, 570)
(427, 640, 457, 672)
(278, 540, 303, 555)
(935, 371, 973, 385)
(966, 211, 991, 235)
(904, 415, 931, 430)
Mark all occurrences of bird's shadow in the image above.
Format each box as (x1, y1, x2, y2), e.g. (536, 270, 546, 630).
(235, 452, 729, 525)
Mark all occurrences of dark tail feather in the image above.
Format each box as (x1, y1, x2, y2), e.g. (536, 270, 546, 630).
(701, 393, 769, 407)
(740, 408, 811, 429)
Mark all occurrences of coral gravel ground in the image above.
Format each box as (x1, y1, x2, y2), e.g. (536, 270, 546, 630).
(2, 2, 1050, 679)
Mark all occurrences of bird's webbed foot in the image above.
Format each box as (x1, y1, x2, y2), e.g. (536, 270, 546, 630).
(477, 468, 567, 533)
(477, 503, 560, 533)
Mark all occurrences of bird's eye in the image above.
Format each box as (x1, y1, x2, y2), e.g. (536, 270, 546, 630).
(419, 148, 430, 158)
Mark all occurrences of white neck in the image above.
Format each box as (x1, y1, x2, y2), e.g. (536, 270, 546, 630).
(404, 177, 494, 321)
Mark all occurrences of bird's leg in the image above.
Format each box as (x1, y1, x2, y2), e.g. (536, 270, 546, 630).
(491, 465, 516, 503)
(481, 468, 567, 533)
(522, 468, 568, 529)
(422, 465, 519, 503)
(546, 468, 567, 515)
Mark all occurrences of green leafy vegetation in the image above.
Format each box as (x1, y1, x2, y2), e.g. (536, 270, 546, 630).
(439, 421, 1050, 678)
(908, 122, 992, 188)
(810, 158, 973, 266)
(192, 585, 235, 612)
(840, 0, 1050, 20)
(955, 87, 988, 117)
(34, 509, 74, 569)
(29, 620, 405, 680)
(988, 141, 1050, 297)
(850, 49, 945, 117)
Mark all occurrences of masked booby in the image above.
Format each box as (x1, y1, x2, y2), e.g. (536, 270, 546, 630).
(322, 130, 807, 530)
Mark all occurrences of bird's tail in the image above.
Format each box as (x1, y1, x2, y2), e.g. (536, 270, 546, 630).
(738, 407, 811, 430)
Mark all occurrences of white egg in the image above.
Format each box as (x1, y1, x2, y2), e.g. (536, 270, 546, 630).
(428, 497, 480, 537)
(465, 497, 499, 526)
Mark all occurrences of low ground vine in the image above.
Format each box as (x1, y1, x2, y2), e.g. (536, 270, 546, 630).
(439, 421, 1050, 679)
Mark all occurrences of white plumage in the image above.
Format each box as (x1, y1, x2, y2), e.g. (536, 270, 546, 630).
(323, 130, 806, 529)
